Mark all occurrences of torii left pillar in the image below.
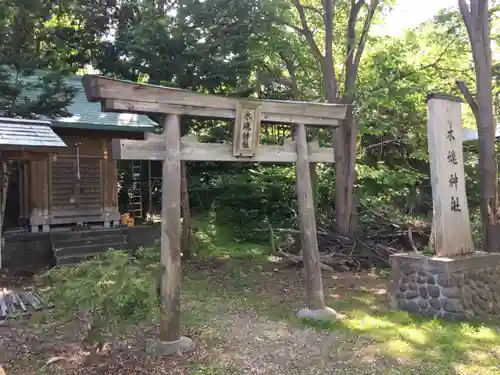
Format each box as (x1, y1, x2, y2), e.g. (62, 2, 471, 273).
(150, 114, 194, 355)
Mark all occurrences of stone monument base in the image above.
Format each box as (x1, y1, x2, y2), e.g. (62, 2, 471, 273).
(388, 251, 500, 320)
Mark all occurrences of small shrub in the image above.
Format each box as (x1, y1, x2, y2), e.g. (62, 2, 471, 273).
(135, 245, 160, 263)
(470, 207, 483, 249)
(40, 250, 159, 352)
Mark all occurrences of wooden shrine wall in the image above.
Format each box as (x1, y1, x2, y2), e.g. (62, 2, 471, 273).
(25, 134, 120, 229)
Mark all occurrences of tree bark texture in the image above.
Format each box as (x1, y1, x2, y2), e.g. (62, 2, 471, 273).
(458, 0, 498, 251)
(324, 0, 378, 235)
(287, 0, 379, 234)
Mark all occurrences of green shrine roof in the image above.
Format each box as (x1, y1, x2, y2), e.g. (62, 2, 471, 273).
(52, 76, 158, 133)
(0, 117, 67, 149)
(14, 73, 158, 133)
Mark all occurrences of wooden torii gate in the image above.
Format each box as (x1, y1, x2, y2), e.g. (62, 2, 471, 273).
(82, 75, 348, 353)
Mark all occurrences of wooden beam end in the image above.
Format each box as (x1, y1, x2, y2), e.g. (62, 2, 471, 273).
(109, 139, 123, 159)
(81, 74, 102, 102)
(101, 99, 127, 113)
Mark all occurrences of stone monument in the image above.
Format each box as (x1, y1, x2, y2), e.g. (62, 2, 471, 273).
(388, 94, 500, 320)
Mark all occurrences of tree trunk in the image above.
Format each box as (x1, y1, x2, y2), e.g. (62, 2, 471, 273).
(458, 0, 499, 251)
(476, 65, 498, 251)
(324, 60, 358, 236)
(288, 0, 378, 236)
(331, 109, 357, 235)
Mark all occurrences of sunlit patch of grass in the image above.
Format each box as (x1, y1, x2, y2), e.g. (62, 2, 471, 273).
(296, 292, 500, 374)
(191, 215, 270, 260)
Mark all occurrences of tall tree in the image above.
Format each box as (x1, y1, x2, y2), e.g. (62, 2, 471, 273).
(0, 0, 115, 118)
(457, 0, 498, 251)
(280, 0, 384, 235)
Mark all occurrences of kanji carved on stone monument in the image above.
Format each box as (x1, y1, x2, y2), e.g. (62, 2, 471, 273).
(426, 93, 473, 256)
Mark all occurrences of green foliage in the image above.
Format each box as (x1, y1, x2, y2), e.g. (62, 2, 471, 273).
(190, 167, 297, 242)
(190, 214, 270, 259)
(0, 0, 114, 118)
(470, 207, 484, 250)
(97, 0, 274, 94)
(0, 68, 77, 118)
(135, 245, 161, 263)
(40, 251, 159, 348)
(100, 0, 487, 236)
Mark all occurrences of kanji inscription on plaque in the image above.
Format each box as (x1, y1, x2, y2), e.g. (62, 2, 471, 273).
(233, 101, 261, 157)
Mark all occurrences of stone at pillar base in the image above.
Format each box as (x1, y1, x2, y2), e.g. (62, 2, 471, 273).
(296, 306, 343, 321)
(147, 336, 195, 357)
(388, 251, 500, 321)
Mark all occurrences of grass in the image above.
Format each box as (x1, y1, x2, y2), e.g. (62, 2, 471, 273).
(2, 214, 500, 375)
(191, 213, 270, 260)
(301, 297, 500, 374)
(182, 214, 500, 374)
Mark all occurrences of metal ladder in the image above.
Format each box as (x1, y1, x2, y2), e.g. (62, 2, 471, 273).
(128, 160, 143, 219)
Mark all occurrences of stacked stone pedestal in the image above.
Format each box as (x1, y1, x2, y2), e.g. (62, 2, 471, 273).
(388, 252, 500, 321)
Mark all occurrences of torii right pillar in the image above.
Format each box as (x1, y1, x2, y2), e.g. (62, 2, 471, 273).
(388, 93, 500, 320)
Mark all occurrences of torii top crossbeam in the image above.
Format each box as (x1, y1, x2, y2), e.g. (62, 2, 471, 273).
(82, 75, 347, 127)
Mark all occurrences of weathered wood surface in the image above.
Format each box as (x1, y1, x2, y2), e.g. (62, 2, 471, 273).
(159, 115, 182, 342)
(50, 157, 102, 211)
(55, 135, 104, 157)
(111, 135, 335, 163)
(0, 162, 7, 269)
(180, 162, 191, 257)
(29, 158, 50, 226)
(427, 94, 473, 256)
(82, 75, 347, 126)
(0, 149, 66, 160)
(233, 102, 261, 157)
(25, 134, 120, 228)
(294, 123, 326, 310)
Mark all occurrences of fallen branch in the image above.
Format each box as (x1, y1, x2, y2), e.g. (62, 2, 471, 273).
(407, 226, 421, 254)
(277, 248, 335, 272)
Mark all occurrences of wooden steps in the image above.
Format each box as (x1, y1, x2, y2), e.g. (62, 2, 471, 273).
(51, 228, 129, 267)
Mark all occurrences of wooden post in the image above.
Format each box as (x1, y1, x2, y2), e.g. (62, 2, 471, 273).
(294, 123, 326, 310)
(427, 94, 474, 256)
(0, 162, 8, 269)
(148, 160, 153, 219)
(180, 162, 191, 258)
(159, 114, 182, 342)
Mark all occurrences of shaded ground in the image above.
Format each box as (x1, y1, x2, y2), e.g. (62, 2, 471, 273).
(1, 216, 500, 374)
